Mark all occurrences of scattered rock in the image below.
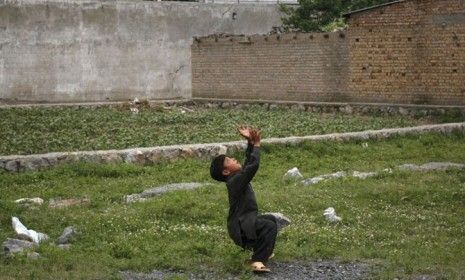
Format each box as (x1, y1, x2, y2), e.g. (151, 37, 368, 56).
(323, 207, 342, 223)
(48, 198, 90, 209)
(352, 171, 377, 179)
(302, 171, 347, 186)
(27, 252, 41, 260)
(12, 217, 49, 244)
(262, 212, 291, 232)
(3, 238, 35, 255)
(284, 167, 303, 180)
(125, 183, 204, 203)
(57, 226, 78, 244)
(15, 197, 44, 206)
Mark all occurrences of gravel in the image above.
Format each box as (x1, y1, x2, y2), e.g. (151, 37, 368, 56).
(120, 260, 377, 280)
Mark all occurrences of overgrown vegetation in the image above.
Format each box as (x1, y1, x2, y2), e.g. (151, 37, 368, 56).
(281, 0, 393, 32)
(1, 105, 463, 156)
(1, 132, 464, 279)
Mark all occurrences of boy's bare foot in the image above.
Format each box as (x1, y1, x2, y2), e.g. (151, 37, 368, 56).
(250, 261, 271, 273)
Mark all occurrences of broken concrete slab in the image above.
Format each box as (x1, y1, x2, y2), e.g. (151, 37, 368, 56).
(398, 162, 465, 171)
(3, 238, 35, 255)
(49, 198, 90, 209)
(125, 183, 205, 203)
(302, 171, 347, 186)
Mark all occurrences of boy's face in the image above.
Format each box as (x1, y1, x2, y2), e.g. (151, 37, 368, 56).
(222, 157, 242, 176)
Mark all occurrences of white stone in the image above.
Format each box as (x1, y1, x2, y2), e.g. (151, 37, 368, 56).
(15, 197, 44, 205)
(323, 207, 342, 223)
(11, 217, 49, 244)
(284, 167, 303, 180)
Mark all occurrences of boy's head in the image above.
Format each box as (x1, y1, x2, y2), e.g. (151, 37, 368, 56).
(210, 155, 242, 182)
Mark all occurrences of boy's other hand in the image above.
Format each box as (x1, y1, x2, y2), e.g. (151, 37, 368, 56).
(250, 129, 261, 147)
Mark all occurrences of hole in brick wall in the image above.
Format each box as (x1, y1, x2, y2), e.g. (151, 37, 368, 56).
(293, 35, 297, 40)
(277, 35, 281, 40)
(408, 37, 412, 41)
(453, 69, 457, 73)
(264, 36, 268, 41)
(402, 73, 406, 77)
(324, 34, 329, 39)
(309, 35, 314, 39)
(339, 33, 345, 38)
(362, 67, 367, 71)
(229, 38, 233, 42)
(355, 38, 360, 42)
(379, 10, 384, 14)
(369, 29, 373, 32)
(452, 53, 455, 57)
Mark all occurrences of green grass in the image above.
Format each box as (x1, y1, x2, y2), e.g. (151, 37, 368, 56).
(0, 132, 464, 279)
(1, 105, 463, 155)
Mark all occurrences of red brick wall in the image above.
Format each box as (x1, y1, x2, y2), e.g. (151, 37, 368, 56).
(192, 32, 350, 102)
(192, 0, 465, 105)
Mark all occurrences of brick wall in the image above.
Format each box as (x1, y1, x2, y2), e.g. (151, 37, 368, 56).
(192, 0, 465, 106)
(347, 0, 465, 105)
(192, 32, 350, 102)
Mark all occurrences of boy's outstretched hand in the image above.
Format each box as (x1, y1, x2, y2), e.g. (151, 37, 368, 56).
(237, 126, 252, 142)
(237, 126, 261, 146)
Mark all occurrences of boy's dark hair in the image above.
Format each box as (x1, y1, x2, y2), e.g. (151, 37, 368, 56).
(210, 155, 227, 182)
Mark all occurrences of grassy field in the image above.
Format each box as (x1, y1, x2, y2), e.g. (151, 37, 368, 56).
(0, 131, 464, 279)
(1, 105, 464, 155)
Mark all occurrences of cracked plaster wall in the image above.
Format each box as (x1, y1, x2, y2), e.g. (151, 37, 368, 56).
(0, 0, 281, 103)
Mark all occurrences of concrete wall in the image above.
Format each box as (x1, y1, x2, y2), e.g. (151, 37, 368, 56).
(0, 0, 282, 103)
(192, 32, 349, 102)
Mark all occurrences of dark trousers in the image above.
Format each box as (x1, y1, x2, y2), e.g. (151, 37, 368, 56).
(242, 214, 278, 262)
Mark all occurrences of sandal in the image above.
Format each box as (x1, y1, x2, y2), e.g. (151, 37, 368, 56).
(250, 261, 271, 273)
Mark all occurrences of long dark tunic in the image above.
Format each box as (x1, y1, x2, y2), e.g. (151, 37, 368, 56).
(226, 143, 260, 247)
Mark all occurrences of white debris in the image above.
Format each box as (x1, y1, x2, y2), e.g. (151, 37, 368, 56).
(323, 207, 342, 223)
(362, 142, 369, 148)
(302, 171, 347, 186)
(11, 217, 49, 244)
(284, 167, 304, 180)
(130, 107, 139, 114)
(133, 97, 140, 104)
(352, 171, 378, 179)
(14, 197, 44, 205)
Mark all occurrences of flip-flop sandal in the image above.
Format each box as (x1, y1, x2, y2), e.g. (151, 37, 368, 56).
(250, 261, 271, 273)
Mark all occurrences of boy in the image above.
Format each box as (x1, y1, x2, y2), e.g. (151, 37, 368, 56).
(210, 127, 277, 273)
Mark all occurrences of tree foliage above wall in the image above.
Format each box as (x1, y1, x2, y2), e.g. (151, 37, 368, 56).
(281, 0, 394, 32)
